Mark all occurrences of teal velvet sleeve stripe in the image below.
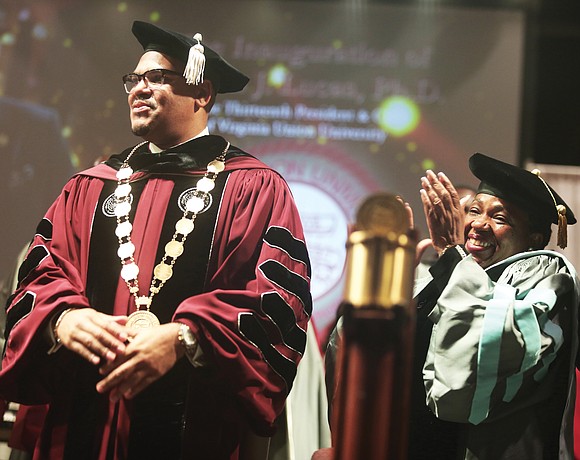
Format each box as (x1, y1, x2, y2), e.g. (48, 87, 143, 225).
(503, 288, 555, 402)
(503, 373, 523, 403)
(469, 284, 516, 424)
(534, 318, 564, 382)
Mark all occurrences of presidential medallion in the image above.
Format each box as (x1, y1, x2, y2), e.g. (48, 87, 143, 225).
(126, 310, 160, 329)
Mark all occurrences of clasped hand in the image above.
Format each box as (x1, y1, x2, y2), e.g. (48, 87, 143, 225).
(400, 170, 470, 264)
(419, 170, 466, 255)
(56, 308, 183, 401)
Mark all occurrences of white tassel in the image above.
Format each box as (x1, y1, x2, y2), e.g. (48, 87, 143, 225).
(183, 33, 205, 85)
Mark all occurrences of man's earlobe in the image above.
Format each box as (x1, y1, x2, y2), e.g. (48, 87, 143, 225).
(192, 81, 213, 107)
(197, 80, 217, 111)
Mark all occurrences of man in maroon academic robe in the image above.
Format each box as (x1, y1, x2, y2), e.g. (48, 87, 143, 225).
(0, 21, 311, 460)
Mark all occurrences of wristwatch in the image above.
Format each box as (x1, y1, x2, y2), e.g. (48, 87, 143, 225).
(177, 323, 199, 360)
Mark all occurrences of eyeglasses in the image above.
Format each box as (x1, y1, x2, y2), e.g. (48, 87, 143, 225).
(122, 68, 182, 93)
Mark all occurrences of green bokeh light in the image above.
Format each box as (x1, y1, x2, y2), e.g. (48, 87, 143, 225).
(267, 64, 289, 89)
(422, 158, 436, 170)
(1, 33, 15, 46)
(377, 96, 420, 137)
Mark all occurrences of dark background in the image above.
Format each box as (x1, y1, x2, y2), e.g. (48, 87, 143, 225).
(523, 0, 580, 167)
(438, 0, 579, 167)
(296, 0, 580, 168)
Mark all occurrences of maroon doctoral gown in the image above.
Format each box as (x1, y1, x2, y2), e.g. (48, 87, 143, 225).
(0, 135, 312, 460)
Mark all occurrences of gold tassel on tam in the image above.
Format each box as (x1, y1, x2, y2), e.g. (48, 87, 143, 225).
(183, 33, 205, 85)
(557, 204, 568, 249)
(532, 168, 568, 249)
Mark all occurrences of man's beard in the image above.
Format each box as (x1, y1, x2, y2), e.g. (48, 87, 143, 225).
(131, 109, 157, 138)
(132, 124, 151, 137)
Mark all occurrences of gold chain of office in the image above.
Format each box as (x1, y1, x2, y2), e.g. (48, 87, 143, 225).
(113, 141, 229, 328)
